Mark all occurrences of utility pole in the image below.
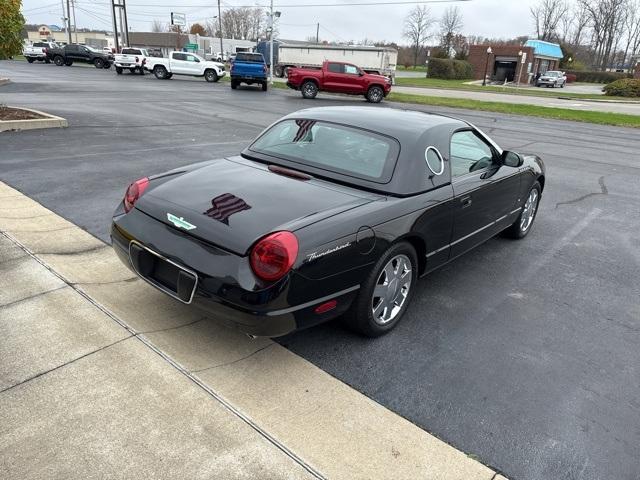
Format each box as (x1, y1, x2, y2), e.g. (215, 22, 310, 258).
(121, 0, 129, 46)
(111, 0, 119, 52)
(71, 0, 78, 43)
(65, 0, 72, 44)
(269, 0, 275, 85)
(217, 0, 223, 59)
(316, 23, 319, 43)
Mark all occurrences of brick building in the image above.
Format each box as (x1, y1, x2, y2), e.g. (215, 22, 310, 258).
(468, 40, 563, 85)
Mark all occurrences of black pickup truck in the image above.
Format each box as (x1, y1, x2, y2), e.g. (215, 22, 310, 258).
(48, 44, 113, 69)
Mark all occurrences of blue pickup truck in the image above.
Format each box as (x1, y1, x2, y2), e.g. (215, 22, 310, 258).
(230, 52, 268, 91)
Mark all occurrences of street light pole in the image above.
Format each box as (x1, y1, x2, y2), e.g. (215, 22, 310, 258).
(516, 50, 523, 88)
(482, 46, 492, 86)
(269, 0, 274, 85)
(217, 0, 223, 61)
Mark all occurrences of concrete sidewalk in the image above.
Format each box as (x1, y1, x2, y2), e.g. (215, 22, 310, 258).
(392, 85, 640, 115)
(0, 181, 502, 480)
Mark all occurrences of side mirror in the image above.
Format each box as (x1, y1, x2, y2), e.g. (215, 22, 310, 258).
(359, 71, 364, 76)
(501, 150, 523, 167)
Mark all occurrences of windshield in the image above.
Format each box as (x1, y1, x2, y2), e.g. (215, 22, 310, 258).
(86, 46, 101, 53)
(249, 119, 399, 183)
(545, 71, 561, 77)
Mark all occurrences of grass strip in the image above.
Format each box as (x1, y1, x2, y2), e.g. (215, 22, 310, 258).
(393, 77, 624, 101)
(387, 91, 640, 128)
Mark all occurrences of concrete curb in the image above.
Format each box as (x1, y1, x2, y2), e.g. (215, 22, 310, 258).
(0, 107, 68, 132)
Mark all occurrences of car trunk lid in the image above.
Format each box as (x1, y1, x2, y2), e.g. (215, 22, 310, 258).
(135, 157, 374, 255)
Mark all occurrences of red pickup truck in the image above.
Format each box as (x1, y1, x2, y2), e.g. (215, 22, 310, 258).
(286, 61, 392, 103)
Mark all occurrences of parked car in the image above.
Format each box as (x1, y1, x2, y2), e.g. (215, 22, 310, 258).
(286, 61, 392, 103)
(536, 70, 567, 88)
(230, 52, 268, 91)
(23, 42, 58, 63)
(48, 44, 112, 69)
(111, 106, 545, 338)
(114, 47, 149, 75)
(146, 51, 226, 82)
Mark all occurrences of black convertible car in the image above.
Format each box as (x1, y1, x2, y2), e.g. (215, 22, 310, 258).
(111, 107, 545, 337)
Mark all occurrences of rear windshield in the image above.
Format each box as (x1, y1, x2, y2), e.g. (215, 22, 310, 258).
(235, 53, 264, 63)
(249, 119, 399, 183)
(33, 42, 46, 47)
(122, 48, 142, 55)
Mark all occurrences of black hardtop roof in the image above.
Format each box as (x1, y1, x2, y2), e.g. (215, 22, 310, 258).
(281, 106, 469, 142)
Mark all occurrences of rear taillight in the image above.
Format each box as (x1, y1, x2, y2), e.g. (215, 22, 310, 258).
(250, 231, 298, 282)
(263, 64, 267, 73)
(123, 177, 149, 213)
(135, 56, 139, 63)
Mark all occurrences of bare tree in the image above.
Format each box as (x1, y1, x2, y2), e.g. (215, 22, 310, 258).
(621, 0, 640, 70)
(579, 0, 629, 70)
(530, 0, 569, 41)
(440, 6, 463, 55)
(403, 6, 435, 66)
(151, 19, 165, 33)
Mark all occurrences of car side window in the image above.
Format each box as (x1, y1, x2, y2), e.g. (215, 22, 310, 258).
(344, 64, 359, 75)
(186, 55, 199, 62)
(450, 130, 495, 177)
(173, 53, 187, 61)
(327, 63, 343, 73)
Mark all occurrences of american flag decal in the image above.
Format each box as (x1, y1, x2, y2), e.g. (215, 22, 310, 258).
(203, 193, 251, 225)
(293, 119, 316, 142)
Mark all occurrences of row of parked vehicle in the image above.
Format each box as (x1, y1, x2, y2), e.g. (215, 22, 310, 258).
(23, 43, 393, 102)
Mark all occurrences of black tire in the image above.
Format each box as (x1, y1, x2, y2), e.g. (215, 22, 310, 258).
(344, 241, 418, 337)
(166, 73, 173, 79)
(27, 58, 35, 63)
(116, 67, 123, 74)
(94, 58, 104, 69)
(262, 81, 268, 91)
(45, 58, 51, 64)
(231, 79, 238, 89)
(504, 181, 542, 239)
(275, 65, 284, 77)
(154, 65, 167, 79)
(54, 56, 64, 66)
(129, 68, 136, 74)
(301, 80, 318, 99)
(366, 85, 384, 103)
(138, 67, 145, 75)
(64, 60, 73, 66)
(204, 69, 218, 83)
(560, 82, 565, 88)
(103, 62, 111, 69)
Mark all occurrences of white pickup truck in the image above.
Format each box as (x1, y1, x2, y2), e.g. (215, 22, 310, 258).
(114, 47, 149, 75)
(146, 51, 226, 82)
(23, 42, 58, 63)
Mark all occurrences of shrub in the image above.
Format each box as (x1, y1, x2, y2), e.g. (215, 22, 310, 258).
(603, 78, 640, 97)
(428, 58, 474, 80)
(564, 70, 632, 83)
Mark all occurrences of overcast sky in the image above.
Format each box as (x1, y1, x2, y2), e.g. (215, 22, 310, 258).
(22, 0, 542, 44)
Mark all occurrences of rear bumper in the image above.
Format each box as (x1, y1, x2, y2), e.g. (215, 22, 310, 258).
(231, 74, 266, 83)
(110, 212, 358, 337)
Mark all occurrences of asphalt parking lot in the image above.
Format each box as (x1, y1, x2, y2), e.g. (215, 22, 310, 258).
(2, 60, 639, 480)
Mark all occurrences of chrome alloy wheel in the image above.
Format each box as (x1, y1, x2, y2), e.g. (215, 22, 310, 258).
(520, 188, 539, 233)
(371, 254, 412, 325)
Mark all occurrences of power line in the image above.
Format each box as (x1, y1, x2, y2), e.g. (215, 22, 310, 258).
(68, 0, 472, 8)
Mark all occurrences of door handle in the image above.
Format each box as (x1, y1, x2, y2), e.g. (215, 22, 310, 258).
(461, 196, 472, 208)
